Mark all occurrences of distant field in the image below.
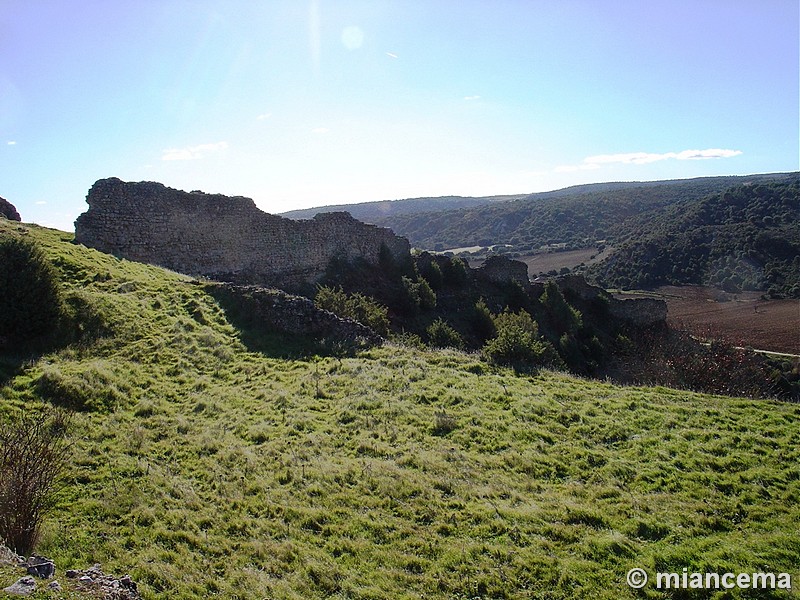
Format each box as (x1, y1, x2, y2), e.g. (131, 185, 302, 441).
(619, 286, 799, 355)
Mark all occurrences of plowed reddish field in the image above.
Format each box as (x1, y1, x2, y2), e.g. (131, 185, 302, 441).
(655, 286, 799, 355)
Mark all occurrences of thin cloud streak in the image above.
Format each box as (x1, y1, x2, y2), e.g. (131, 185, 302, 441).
(161, 142, 229, 161)
(556, 148, 742, 172)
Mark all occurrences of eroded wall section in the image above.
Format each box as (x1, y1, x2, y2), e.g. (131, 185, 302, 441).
(75, 178, 410, 289)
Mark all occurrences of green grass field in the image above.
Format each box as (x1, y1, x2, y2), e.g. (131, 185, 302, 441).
(1, 220, 798, 599)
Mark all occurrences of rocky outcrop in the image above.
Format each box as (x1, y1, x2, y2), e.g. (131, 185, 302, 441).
(0, 196, 21, 221)
(205, 283, 383, 348)
(475, 255, 530, 286)
(0, 547, 140, 599)
(66, 564, 141, 599)
(74, 178, 410, 291)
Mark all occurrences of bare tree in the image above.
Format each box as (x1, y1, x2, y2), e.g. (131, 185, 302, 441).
(0, 409, 72, 556)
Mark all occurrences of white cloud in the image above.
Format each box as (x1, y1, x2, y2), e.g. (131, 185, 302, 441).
(312, 127, 330, 134)
(554, 162, 601, 173)
(386, 52, 398, 59)
(256, 113, 272, 121)
(557, 148, 742, 171)
(341, 26, 364, 50)
(35, 200, 47, 205)
(463, 95, 481, 101)
(7, 140, 16, 145)
(161, 142, 229, 161)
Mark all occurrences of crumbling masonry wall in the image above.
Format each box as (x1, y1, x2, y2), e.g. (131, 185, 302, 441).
(75, 178, 410, 290)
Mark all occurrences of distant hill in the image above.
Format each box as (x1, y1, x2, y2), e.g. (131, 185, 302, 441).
(365, 173, 799, 251)
(588, 179, 800, 297)
(280, 193, 527, 223)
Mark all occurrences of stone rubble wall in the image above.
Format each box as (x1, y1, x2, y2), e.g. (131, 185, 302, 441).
(75, 178, 410, 290)
(556, 274, 667, 326)
(475, 255, 530, 286)
(205, 283, 383, 348)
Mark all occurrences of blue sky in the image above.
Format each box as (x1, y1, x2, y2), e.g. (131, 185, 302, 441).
(1, 0, 798, 231)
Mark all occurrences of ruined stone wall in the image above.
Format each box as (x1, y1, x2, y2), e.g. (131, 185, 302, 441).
(205, 283, 383, 348)
(75, 178, 410, 289)
(475, 255, 530, 286)
(557, 274, 667, 326)
(0, 196, 21, 221)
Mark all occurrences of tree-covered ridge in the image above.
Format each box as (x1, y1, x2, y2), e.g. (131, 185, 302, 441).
(588, 180, 800, 297)
(375, 173, 798, 251)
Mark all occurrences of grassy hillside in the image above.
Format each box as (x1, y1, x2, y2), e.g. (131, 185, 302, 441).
(1, 220, 799, 599)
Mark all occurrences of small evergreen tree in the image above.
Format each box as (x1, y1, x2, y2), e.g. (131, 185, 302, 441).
(472, 298, 496, 340)
(540, 281, 582, 334)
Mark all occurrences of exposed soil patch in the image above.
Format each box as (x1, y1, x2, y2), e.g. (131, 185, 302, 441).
(622, 285, 799, 354)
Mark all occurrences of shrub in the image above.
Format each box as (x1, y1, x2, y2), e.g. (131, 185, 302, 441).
(389, 331, 426, 350)
(400, 275, 437, 314)
(315, 286, 390, 336)
(0, 409, 72, 556)
(472, 298, 496, 341)
(441, 257, 469, 287)
(483, 309, 561, 371)
(419, 260, 443, 290)
(540, 281, 582, 334)
(0, 237, 65, 348)
(426, 318, 464, 349)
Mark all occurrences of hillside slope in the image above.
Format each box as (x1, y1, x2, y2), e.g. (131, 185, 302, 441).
(280, 193, 527, 223)
(362, 173, 798, 250)
(589, 180, 800, 297)
(1, 220, 799, 599)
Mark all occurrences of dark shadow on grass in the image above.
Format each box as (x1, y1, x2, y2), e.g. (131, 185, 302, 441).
(205, 284, 367, 359)
(0, 294, 111, 388)
(0, 354, 25, 387)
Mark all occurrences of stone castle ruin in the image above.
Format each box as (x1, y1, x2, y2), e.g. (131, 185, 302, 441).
(75, 178, 410, 289)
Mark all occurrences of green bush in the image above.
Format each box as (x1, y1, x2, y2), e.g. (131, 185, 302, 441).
(540, 281, 582, 334)
(472, 298, 496, 341)
(441, 257, 469, 287)
(315, 286, 390, 336)
(400, 275, 437, 314)
(0, 237, 65, 348)
(419, 260, 443, 290)
(426, 318, 464, 349)
(483, 309, 560, 371)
